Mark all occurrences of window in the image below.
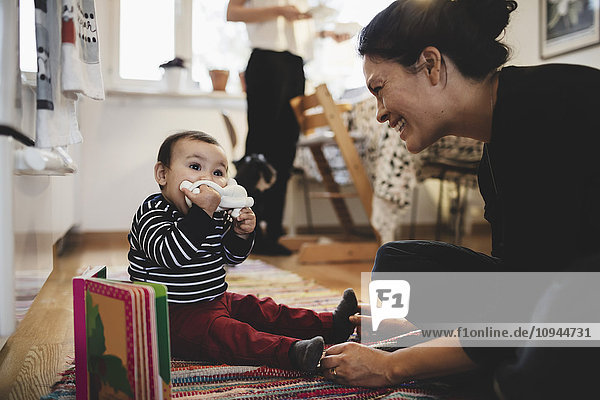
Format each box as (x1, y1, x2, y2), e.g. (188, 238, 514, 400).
(191, 0, 249, 92)
(19, 0, 36, 73)
(306, 0, 396, 97)
(111, 0, 394, 94)
(20, 0, 394, 93)
(119, 0, 175, 81)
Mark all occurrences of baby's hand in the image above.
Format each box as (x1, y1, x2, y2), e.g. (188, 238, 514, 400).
(181, 185, 221, 217)
(233, 207, 256, 235)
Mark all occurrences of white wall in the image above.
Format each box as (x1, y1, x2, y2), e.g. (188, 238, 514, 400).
(77, 94, 247, 231)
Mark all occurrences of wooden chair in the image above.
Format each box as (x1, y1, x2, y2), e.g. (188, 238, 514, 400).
(284, 84, 379, 263)
(409, 158, 480, 244)
(220, 110, 238, 150)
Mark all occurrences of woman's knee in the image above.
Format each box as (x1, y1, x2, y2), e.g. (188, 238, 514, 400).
(372, 240, 457, 273)
(373, 241, 421, 272)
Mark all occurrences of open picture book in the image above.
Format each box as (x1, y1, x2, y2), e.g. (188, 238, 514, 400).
(73, 265, 171, 399)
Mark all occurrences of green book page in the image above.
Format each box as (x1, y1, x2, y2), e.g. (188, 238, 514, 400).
(135, 282, 171, 386)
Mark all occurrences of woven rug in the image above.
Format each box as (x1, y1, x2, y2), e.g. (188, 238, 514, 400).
(41, 259, 489, 399)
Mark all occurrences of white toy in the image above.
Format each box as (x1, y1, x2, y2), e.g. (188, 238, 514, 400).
(179, 178, 254, 218)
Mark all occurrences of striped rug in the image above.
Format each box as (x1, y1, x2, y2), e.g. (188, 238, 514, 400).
(42, 259, 488, 399)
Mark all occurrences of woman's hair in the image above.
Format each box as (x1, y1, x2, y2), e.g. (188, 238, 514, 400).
(157, 130, 221, 168)
(358, 0, 518, 80)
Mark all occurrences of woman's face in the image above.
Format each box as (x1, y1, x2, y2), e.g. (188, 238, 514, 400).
(363, 56, 445, 153)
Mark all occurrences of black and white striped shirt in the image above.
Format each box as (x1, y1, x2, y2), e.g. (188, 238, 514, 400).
(127, 193, 254, 303)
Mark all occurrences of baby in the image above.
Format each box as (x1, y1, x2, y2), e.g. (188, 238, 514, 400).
(127, 130, 358, 371)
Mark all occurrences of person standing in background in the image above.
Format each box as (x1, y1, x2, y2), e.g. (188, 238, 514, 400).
(227, 0, 348, 255)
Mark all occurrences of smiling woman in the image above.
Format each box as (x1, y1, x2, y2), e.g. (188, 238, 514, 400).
(358, 0, 517, 153)
(320, 0, 600, 397)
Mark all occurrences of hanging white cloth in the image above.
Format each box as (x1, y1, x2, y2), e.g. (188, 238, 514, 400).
(60, 0, 105, 100)
(34, 0, 104, 149)
(34, 0, 81, 149)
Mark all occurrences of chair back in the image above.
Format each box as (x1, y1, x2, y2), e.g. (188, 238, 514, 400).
(290, 91, 352, 136)
(220, 110, 237, 149)
(289, 84, 373, 219)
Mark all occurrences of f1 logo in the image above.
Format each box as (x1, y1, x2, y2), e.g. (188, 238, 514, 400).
(369, 280, 411, 331)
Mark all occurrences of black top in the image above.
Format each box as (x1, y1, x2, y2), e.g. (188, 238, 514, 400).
(127, 193, 254, 304)
(478, 63, 600, 271)
(463, 64, 600, 369)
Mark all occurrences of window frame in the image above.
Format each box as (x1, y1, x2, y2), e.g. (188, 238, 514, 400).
(103, 0, 194, 93)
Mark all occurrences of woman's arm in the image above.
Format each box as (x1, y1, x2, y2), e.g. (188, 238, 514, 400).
(227, 0, 309, 23)
(320, 336, 478, 387)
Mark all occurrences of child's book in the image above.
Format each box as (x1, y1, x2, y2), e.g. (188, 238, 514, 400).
(73, 266, 171, 399)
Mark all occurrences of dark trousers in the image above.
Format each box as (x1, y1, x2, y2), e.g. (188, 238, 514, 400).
(244, 48, 305, 240)
(169, 292, 333, 369)
(372, 240, 503, 273)
(373, 242, 600, 398)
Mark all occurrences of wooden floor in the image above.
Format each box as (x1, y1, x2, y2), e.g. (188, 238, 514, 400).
(0, 228, 491, 399)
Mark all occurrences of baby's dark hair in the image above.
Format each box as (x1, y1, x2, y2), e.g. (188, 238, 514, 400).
(158, 130, 221, 167)
(156, 130, 222, 189)
(358, 0, 518, 80)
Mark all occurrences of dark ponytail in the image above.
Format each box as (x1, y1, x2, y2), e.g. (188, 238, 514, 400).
(358, 0, 518, 80)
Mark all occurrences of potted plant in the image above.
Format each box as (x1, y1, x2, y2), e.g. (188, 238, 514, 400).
(195, 2, 250, 92)
(208, 69, 230, 92)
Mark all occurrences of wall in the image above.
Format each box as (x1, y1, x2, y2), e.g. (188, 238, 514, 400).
(77, 94, 247, 231)
(506, 2, 600, 67)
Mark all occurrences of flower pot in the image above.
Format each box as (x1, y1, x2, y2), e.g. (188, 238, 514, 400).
(209, 69, 229, 91)
(162, 67, 186, 92)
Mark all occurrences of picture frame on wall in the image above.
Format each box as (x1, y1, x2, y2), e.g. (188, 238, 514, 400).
(540, 0, 600, 59)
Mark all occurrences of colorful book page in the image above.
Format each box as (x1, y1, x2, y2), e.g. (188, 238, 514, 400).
(139, 285, 158, 399)
(130, 285, 145, 399)
(86, 279, 136, 399)
(73, 265, 106, 400)
(136, 281, 171, 399)
(73, 272, 169, 400)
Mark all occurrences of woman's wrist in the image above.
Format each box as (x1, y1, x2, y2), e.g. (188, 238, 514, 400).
(384, 348, 412, 384)
(389, 338, 479, 383)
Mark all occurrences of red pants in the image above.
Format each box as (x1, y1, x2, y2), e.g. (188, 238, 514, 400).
(169, 292, 333, 369)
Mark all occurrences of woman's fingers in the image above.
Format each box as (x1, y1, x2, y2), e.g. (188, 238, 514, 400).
(323, 342, 347, 356)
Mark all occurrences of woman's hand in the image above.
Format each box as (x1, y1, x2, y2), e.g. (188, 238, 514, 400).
(322, 337, 480, 388)
(320, 342, 405, 387)
(319, 30, 352, 43)
(181, 186, 221, 217)
(233, 207, 256, 235)
(277, 5, 310, 21)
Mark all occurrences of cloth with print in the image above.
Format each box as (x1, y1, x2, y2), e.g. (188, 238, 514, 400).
(35, 0, 81, 148)
(61, 0, 105, 100)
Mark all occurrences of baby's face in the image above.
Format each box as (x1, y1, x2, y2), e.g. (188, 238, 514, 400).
(157, 138, 228, 212)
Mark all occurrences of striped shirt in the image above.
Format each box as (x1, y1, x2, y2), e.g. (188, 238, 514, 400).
(127, 193, 254, 304)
